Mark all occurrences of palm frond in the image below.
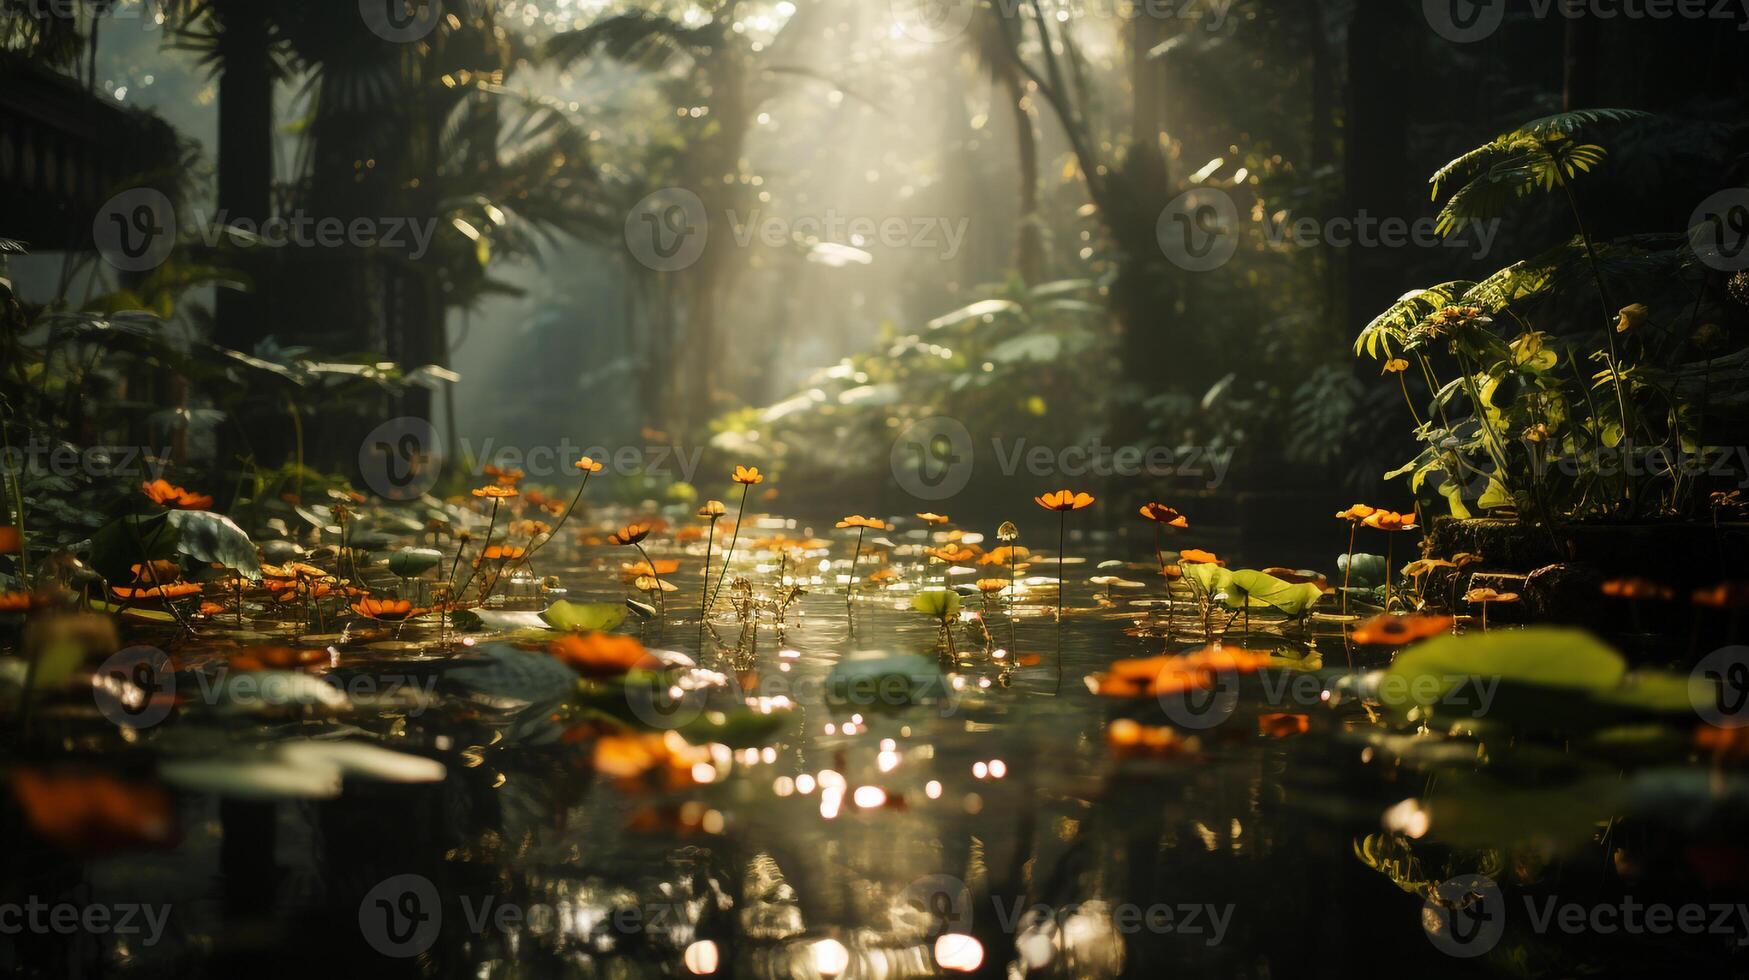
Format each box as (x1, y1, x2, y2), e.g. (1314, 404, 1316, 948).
(1355, 282, 1474, 359)
(544, 11, 716, 73)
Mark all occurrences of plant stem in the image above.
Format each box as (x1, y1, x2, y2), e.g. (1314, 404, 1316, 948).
(846, 526, 864, 612)
(699, 516, 717, 641)
(1340, 523, 1356, 618)
(451, 497, 501, 604)
(634, 542, 665, 617)
(708, 484, 750, 611)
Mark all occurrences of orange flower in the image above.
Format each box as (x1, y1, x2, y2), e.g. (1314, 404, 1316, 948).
(575, 456, 605, 474)
(1178, 548, 1222, 566)
(1138, 503, 1188, 528)
(975, 579, 1009, 594)
(0, 591, 39, 613)
(129, 560, 181, 585)
(141, 479, 212, 510)
(836, 515, 889, 531)
(928, 544, 978, 564)
(111, 582, 203, 602)
(471, 484, 519, 499)
(8, 768, 175, 855)
(698, 500, 726, 518)
(1088, 647, 1271, 699)
(481, 544, 527, 562)
(916, 512, 950, 526)
(231, 646, 328, 672)
(1465, 588, 1520, 605)
(508, 520, 552, 538)
(549, 633, 659, 678)
(634, 576, 678, 594)
(621, 559, 680, 579)
(1349, 613, 1454, 645)
(1258, 713, 1309, 738)
(1693, 582, 1749, 610)
(1334, 504, 1377, 523)
(609, 522, 653, 546)
(351, 597, 422, 622)
(593, 731, 710, 787)
(1035, 490, 1095, 512)
(1107, 719, 1194, 758)
(731, 465, 764, 485)
(866, 567, 900, 584)
(1362, 510, 1418, 532)
(1601, 578, 1675, 601)
(0, 526, 20, 555)
(978, 546, 1030, 566)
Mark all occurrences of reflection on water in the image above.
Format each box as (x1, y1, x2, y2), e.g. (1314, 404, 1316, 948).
(7, 524, 1743, 979)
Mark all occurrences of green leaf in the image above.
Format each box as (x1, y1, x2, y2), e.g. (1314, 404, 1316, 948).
(1382, 628, 1626, 720)
(166, 510, 261, 580)
(387, 548, 444, 577)
(539, 600, 629, 632)
(911, 590, 961, 620)
(1227, 570, 1326, 616)
(1181, 562, 1232, 597)
(1337, 554, 1387, 589)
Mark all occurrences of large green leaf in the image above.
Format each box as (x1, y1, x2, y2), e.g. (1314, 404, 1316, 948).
(1337, 553, 1387, 589)
(1226, 570, 1327, 616)
(387, 548, 444, 577)
(1181, 563, 1232, 597)
(1383, 628, 1626, 722)
(166, 510, 261, 580)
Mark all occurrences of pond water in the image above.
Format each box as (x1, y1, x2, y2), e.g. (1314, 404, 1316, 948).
(5, 516, 1744, 979)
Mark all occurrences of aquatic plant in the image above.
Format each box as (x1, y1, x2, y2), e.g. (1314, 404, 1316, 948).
(1034, 490, 1094, 620)
(835, 515, 888, 611)
(707, 467, 762, 614)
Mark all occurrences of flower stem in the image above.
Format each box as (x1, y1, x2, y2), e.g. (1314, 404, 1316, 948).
(634, 542, 665, 617)
(708, 484, 750, 611)
(846, 526, 864, 612)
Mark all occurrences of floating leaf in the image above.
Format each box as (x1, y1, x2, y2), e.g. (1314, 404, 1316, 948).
(540, 600, 629, 632)
(911, 590, 961, 620)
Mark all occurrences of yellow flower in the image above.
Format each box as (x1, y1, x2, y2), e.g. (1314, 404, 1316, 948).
(697, 500, 726, 518)
(575, 456, 605, 474)
(916, 512, 950, 525)
(1615, 303, 1649, 334)
(1381, 358, 1409, 374)
(835, 515, 888, 531)
(1034, 490, 1094, 512)
(731, 465, 764, 485)
(471, 485, 519, 499)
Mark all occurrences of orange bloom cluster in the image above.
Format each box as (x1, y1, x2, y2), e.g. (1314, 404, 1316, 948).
(471, 485, 518, 499)
(1349, 613, 1454, 645)
(141, 479, 212, 510)
(1362, 510, 1418, 532)
(550, 633, 659, 678)
(351, 598, 424, 622)
(111, 582, 203, 602)
(8, 768, 175, 855)
(1089, 647, 1274, 699)
(836, 515, 888, 531)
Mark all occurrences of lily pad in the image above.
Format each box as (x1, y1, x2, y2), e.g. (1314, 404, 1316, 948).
(387, 547, 444, 577)
(540, 600, 629, 632)
(911, 591, 961, 619)
(166, 510, 261, 580)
